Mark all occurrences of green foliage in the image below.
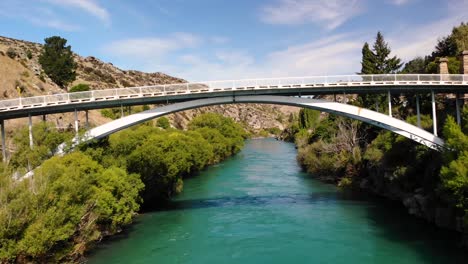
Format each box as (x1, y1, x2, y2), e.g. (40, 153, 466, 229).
(440, 114, 468, 227)
(0, 152, 143, 262)
(10, 122, 73, 170)
(69, 83, 90, 93)
(156, 117, 170, 129)
(298, 108, 320, 129)
(400, 57, 429, 74)
(359, 32, 402, 109)
(39, 36, 77, 88)
(189, 113, 246, 154)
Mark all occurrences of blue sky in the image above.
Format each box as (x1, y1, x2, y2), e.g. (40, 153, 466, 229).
(0, 0, 467, 81)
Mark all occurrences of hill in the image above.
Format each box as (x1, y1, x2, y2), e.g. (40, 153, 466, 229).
(0, 36, 298, 153)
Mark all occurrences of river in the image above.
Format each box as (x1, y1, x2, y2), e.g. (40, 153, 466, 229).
(88, 138, 467, 263)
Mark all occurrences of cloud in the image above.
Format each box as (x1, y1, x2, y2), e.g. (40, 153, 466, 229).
(260, 0, 363, 30)
(45, 0, 110, 25)
(0, 1, 81, 31)
(389, 3, 468, 61)
(389, 0, 412, 6)
(106, 33, 200, 59)
(170, 34, 364, 81)
(210, 36, 230, 44)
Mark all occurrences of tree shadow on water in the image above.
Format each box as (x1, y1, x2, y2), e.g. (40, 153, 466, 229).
(359, 193, 468, 264)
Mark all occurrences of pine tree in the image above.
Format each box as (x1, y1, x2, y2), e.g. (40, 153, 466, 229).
(39, 36, 77, 89)
(360, 42, 376, 74)
(372, 32, 402, 74)
(358, 32, 402, 110)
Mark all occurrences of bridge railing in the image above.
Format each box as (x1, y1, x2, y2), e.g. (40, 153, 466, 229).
(0, 74, 467, 112)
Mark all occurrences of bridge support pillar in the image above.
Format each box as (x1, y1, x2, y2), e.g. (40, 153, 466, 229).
(416, 95, 421, 128)
(120, 105, 124, 117)
(74, 109, 79, 134)
(85, 110, 89, 129)
(456, 93, 461, 126)
(431, 91, 438, 136)
(388, 91, 392, 117)
(1, 120, 6, 163)
(28, 114, 33, 150)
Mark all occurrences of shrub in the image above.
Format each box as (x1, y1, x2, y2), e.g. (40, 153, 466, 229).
(69, 83, 90, 93)
(6, 48, 16, 59)
(156, 117, 170, 129)
(26, 49, 33, 59)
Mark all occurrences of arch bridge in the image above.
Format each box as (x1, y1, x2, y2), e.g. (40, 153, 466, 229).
(1, 74, 467, 159)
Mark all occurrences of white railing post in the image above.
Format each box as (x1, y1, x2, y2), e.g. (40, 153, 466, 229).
(371, 75, 374, 82)
(163, 85, 166, 94)
(232, 81, 235, 89)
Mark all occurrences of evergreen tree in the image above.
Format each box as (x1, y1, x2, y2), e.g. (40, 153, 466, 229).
(358, 32, 402, 110)
(372, 32, 402, 74)
(360, 42, 376, 74)
(39, 36, 77, 89)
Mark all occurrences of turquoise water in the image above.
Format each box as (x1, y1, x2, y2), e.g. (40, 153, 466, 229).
(88, 139, 467, 263)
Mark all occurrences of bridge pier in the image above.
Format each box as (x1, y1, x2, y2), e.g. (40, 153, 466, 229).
(431, 90, 437, 136)
(74, 109, 79, 134)
(388, 91, 392, 117)
(416, 95, 421, 128)
(85, 110, 89, 129)
(456, 93, 461, 126)
(1, 120, 6, 162)
(28, 114, 33, 149)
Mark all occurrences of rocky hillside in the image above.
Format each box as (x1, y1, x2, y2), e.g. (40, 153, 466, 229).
(0, 35, 298, 151)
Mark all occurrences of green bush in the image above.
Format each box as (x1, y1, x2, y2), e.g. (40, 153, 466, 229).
(156, 117, 170, 129)
(69, 83, 90, 93)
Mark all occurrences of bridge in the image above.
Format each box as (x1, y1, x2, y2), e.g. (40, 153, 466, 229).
(1, 74, 467, 160)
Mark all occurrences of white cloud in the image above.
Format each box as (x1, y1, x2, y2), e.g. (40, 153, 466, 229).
(45, 0, 110, 25)
(170, 34, 364, 81)
(104, 33, 202, 68)
(389, 0, 412, 6)
(389, 5, 468, 61)
(260, 0, 363, 30)
(211, 36, 230, 44)
(0, 1, 81, 31)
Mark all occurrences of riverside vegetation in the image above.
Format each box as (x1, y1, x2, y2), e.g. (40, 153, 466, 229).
(289, 24, 468, 248)
(0, 113, 246, 263)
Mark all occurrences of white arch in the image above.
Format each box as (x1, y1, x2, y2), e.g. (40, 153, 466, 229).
(66, 95, 444, 152)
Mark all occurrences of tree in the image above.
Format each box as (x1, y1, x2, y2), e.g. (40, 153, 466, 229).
(39, 36, 77, 89)
(400, 57, 429, 74)
(451, 22, 468, 54)
(358, 32, 402, 110)
(372, 32, 402, 74)
(360, 42, 376, 74)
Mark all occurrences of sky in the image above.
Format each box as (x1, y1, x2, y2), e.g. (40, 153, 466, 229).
(0, 0, 467, 82)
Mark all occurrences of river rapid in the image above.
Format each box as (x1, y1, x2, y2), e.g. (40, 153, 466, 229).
(88, 138, 467, 263)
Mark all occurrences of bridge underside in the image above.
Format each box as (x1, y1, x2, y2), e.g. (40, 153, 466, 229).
(67, 95, 444, 151)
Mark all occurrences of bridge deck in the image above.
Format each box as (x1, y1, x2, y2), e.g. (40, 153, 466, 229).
(1, 74, 467, 119)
